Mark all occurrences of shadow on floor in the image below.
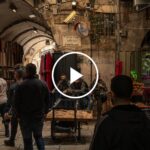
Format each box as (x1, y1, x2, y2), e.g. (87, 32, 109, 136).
(44, 135, 91, 145)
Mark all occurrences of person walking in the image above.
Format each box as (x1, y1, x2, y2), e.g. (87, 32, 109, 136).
(14, 63, 50, 150)
(90, 75, 150, 150)
(4, 68, 24, 146)
(0, 77, 9, 137)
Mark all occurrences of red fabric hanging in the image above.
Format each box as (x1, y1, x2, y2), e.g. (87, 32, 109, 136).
(45, 53, 53, 91)
(115, 60, 123, 76)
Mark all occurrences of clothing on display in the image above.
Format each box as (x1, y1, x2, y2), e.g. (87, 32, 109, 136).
(0, 78, 7, 105)
(46, 53, 53, 91)
(40, 52, 53, 91)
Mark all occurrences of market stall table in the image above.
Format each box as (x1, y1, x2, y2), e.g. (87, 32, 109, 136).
(144, 87, 150, 102)
(46, 109, 95, 140)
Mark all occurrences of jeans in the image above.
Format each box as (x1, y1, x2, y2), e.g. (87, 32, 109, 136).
(19, 117, 45, 150)
(10, 114, 18, 141)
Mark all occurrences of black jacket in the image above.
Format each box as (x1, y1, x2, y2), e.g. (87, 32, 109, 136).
(90, 105, 150, 150)
(14, 77, 50, 119)
(5, 82, 18, 113)
(7, 83, 18, 106)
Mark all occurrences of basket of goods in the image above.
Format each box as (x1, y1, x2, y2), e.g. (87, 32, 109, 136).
(130, 70, 144, 96)
(132, 82, 144, 96)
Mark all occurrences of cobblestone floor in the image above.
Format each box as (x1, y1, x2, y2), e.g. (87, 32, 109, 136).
(0, 120, 95, 150)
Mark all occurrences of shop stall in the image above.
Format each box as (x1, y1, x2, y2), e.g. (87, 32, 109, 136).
(0, 39, 23, 87)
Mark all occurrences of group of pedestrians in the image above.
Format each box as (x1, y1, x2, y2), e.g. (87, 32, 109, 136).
(0, 63, 49, 150)
(4, 68, 24, 146)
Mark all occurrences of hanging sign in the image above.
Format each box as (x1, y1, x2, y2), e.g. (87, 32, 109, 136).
(63, 35, 81, 47)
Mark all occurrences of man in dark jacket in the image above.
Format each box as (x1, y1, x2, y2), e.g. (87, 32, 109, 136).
(90, 75, 150, 150)
(4, 68, 24, 147)
(14, 63, 50, 150)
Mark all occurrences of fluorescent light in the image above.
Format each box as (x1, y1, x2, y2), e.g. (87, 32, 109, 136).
(29, 14, 36, 18)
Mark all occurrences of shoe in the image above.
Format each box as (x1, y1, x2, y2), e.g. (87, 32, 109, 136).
(4, 140, 15, 147)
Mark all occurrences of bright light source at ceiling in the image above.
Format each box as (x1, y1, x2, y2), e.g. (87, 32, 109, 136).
(72, 0, 77, 9)
(29, 14, 36, 18)
(12, 9, 17, 13)
(9, 3, 17, 13)
(72, 1, 76, 6)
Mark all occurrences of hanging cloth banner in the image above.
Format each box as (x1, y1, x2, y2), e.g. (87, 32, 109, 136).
(45, 53, 53, 91)
(115, 60, 123, 76)
(39, 52, 53, 91)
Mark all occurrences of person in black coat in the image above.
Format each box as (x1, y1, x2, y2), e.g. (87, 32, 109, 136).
(4, 68, 24, 147)
(14, 63, 50, 150)
(90, 75, 150, 150)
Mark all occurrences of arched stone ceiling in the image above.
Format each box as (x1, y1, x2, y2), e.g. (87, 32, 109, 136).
(0, 0, 54, 57)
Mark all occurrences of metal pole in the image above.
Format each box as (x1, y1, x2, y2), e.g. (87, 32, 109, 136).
(90, 35, 93, 84)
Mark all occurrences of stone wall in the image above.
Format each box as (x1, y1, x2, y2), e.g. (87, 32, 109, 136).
(32, 0, 150, 87)
(120, 1, 150, 76)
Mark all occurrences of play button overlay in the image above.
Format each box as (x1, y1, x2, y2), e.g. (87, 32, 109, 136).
(52, 52, 99, 99)
(70, 68, 83, 84)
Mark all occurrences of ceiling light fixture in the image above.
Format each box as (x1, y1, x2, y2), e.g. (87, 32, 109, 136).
(86, 3, 91, 10)
(46, 39, 50, 45)
(9, 3, 17, 13)
(57, 0, 62, 4)
(29, 14, 36, 18)
(33, 27, 38, 34)
(72, 0, 77, 10)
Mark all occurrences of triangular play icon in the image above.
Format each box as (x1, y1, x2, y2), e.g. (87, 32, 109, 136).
(70, 68, 83, 84)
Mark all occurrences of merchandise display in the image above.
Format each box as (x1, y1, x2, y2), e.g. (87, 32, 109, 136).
(40, 52, 53, 91)
(132, 82, 145, 96)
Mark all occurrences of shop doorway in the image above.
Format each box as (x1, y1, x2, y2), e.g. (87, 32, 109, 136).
(120, 31, 150, 85)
